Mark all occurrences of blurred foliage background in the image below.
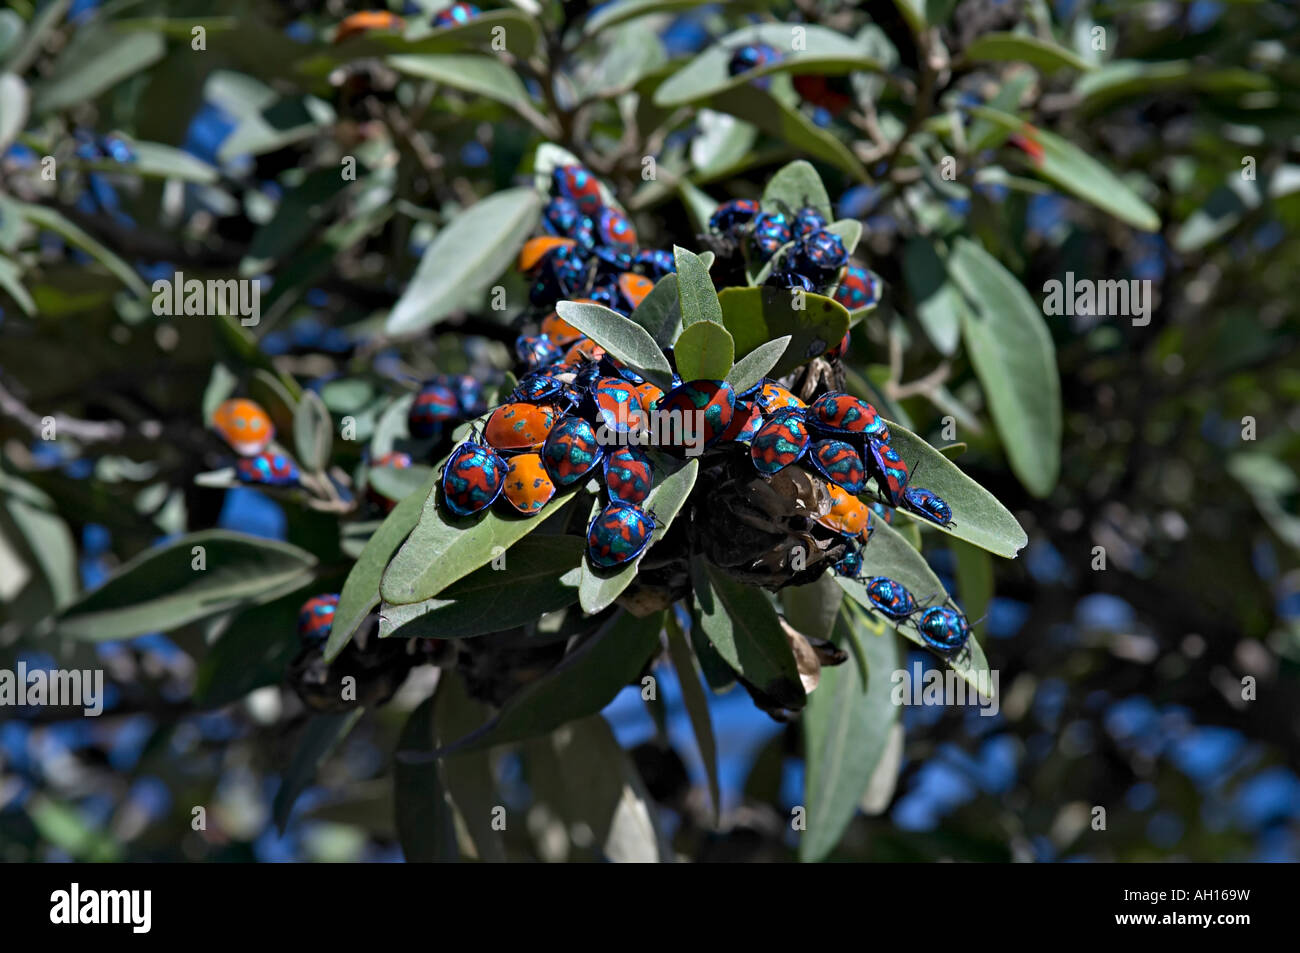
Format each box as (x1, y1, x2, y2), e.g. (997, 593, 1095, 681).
(0, 0, 1298, 862)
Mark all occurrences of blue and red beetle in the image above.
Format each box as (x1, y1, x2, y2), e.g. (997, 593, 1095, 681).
(719, 399, 763, 443)
(793, 205, 828, 240)
(604, 446, 654, 506)
(589, 377, 647, 435)
(552, 164, 604, 216)
(297, 594, 340, 645)
(542, 415, 605, 486)
(485, 402, 560, 454)
(863, 576, 918, 620)
(833, 264, 880, 312)
(834, 545, 864, 579)
(409, 380, 460, 438)
(587, 503, 657, 569)
(754, 380, 805, 417)
(501, 452, 556, 516)
(749, 211, 791, 262)
(634, 248, 675, 279)
(790, 228, 848, 286)
(236, 451, 299, 486)
(809, 439, 866, 493)
(901, 486, 953, 527)
(750, 410, 810, 475)
(808, 392, 889, 441)
(866, 436, 910, 506)
(515, 334, 564, 370)
(916, 606, 972, 656)
(617, 272, 656, 310)
(433, 2, 480, 28)
(708, 198, 760, 235)
(596, 207, 637, 250)
(441, 439, 506, 516)
(727, 42, 782, 87)
(657, 379, 736, 451)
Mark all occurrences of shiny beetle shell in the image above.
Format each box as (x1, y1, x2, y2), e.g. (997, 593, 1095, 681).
(901, 486, 953, 527)
(617, 272, 655, 309)
(864, 576, 919, 620)
(334, 10, 404, 42)
(635, 381, 665, 414)
(236, 451, 299, 486)
(603, 446, 654, 506)
(297, 594, 340, 644)
(810, 439, 866, 493)
(485, 402, 560, 454)
(596, 207, 637, 249)
(719, 399, 763, 443)
(542, 416, 605, 486)
(518, 236, 576, 273)
(866, 437, 910, 506)
(590, 377, 647, 434)
(409, 381, 459, 438)
(814, 483, 869, 536)
(808, 391, 888, 439)
(750, 410, 810, 475)
(833, 264, 880, 312)
(552, 164, 604, 216)
(540, 310, 585, 346)
(441, 441, 506, 516)
(212, 398, 275, 456)
(501, 452, 556, 515)
(586, 503, 656, 568)
(754, 380, 806, 417)
(916, 606, 972, 655)
(657, 379, 736, 450)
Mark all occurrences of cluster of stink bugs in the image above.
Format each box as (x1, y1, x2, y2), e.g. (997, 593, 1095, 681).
(332, 2, 479, 42)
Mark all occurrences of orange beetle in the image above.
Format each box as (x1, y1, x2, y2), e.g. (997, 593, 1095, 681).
(634, 381, 664, 414)
(540, 310, 584, 346)
(334, 10, 406, 44)
(501, 453, 557, 515)
(563, 337, 606, 366)
(815, 483, 869, 536)
(212, 398, 275, 456)
(617, 272, 655, 309)
(517, 236, 576, 274)
(485, 402, 561, 454)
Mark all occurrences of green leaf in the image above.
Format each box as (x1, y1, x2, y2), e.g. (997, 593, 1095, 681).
(677, 180, 719, 236)
(584, 0, 705, 36)
(654, 23, 883, 107)
(194, 587, 310, 707)
(902, 237, 963, 355)
(387, 187, 542, 334)
(952, 538, 994, 641)
(26, 796, 119, 862)
(367, 463, 434, 505)
(673, 319, 734, 382)
(242, 169, 349, 275)
(0, 73, 27, 153)
(31, 30, 165, 116)
(969, 106, 1160, 231)
(433, 674, 506, 862)
(273, 710, 364, 833)
(578, 458, 698, 613)
(414, 609, 664, 756)
(10, 201, 148, 297)
(719, 286, 850, 378)
(107, 141, 217, 184)
(555, 299, 674, 390)
(1174, 167, 1300, 254)
(380, 535, 583, 639)
(665, 612, 720, 821)
(725, 334, 790, 393)
(674, 244, 723, 327)
(0, 255, 34, 316)
(963, 32, 1095, 73)
(694, 560, 804, 710)
(57, 531, 317, 640)
(387, 53, 532, 110)
(4, 1, 69, 75)
(394, 699, 459, 861)
(780, 571, 843, 644)
(711, 85, 867, 181)
(800, 604, 898, 861)
(293, 389, 333, 472)
(946, 237, 1061, 498)
(325, 469, 435, 661)
(1075, 60, 1270, 112)
(0, 12, 28, 67)
(0, 472, 77, 608)
(629, 272, 682, 349)
(762, 159, 832, 221)
(688, 608, 737, 693)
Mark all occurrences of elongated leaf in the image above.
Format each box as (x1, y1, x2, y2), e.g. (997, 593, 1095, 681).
(719, 286, 849, 378)
(110, 141, 217, 183)
(952, 538, 994, 641)
(380, 535, 583, 639)
(326, 472, 433, 661)
(665, 612, 720, 821)
(367, 463, 434, 504)
(946, 237, 1061, 498)
(414, 609, 664, 757)
(762, 160, 832, 221)
(800, 605, 898, 861)
(302, 9, 539, 73)
(13, 202, 148, 296)
(273, 710, 363, 832)
(963, 32, 1094, 73)
(674, 319, 734, 382)
(31, 31, 165, 115)
(0, 255, 34, 316)
(555, 299, 674, 389)
(388, 53, 531, 109)
(677, 180, 718, 236)
(395, 699, 459, 861)
(1075, 59, 1269, 112)
(675, 245, 722, 326)
(0, 73, 27, 153)
(584, 0, 705, 36)
(57, 531, 317, 640)
(0, 473, 76, 608)
(194, 588, 308, 707)
(294, 390, 333, 472)
(387, 187, 542, 333)
(434, 674, 506, 862)
(712, 85, 866, 180)
(902, 237, 963, 355)
(629, 273, 682, 348)
(969, 106, 1159, 231)
(779, 571, 843, 644)
(578, 458, 697, 613)
(725, 335, 790, 393)
(694, 560, 803, 709)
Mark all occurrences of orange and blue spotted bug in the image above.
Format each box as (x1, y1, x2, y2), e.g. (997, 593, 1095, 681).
(833, 264, 880, 312)
(552, 164, 604, 216)
(596, 207, 637, 249)
(634, 381, 664, 414)
(863, 576, 918, 620)
(793, 73, 855, 116)
(719, 399, 763, 443)
(542, 195, 583, 237)
(212, 398, 275, 456)
(791, 228, 848, 286)
(236, 450, 299, 486)
(603, 446, 653, 506)
(409, 380, 459, 438)
(658, 379, 736, 451)
(563, 337, 606, 366)
(516, 334, 563, 369)
(634, 248, 675, 279)
(587, 502, 657, 568)
(590, 377, 646, 435)
(754, 380, 805, 417)
(541, 310, 585, 347)
(869, 501, 894, 526)
(433, 2, 479, 28)
(750, 410, 810, 475)
(501, 452, 556, 516)
(298, 594, 340, 645)
(617, 272, 655, 310)
(749, 211, 791, 262)
(542, 415, 604, 487)
(485, 402, 560, 454)
(901, 486, 953, 527)
(916, 606, 971, 656)
(810, 439, 865, 493)
(519, 236, 577, 274)
(334, 10, 404, 43)
(441, 440, 506, 516)
(808, 391, 888, 441)
(815, 483, 869, 536)
(866, 437, 910, 506)
(512, 372, 570, 406)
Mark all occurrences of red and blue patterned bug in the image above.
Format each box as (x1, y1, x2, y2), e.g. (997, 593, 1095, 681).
(512, 373, 569, 405)
(542, 415, 605, 487)
(452, 374, 485, 416)
(237, 451, 299, 486)
(749, 211, 791, 262)
(587, 503, 657, 568)
(590, 377, 647, 435)
(767, 269, 816, 292)
(552, 164, 604, 216)
(916, 606, 972, 656)
(563, 337, 606, 366)
(516, 333, 563, 369)
(863, 576, 919, 620)
(485, 402, 560, 454)
(790, 228, 848, 287)
(901, 486, 953, 527)
(833, 264, 880, 312)
(596, 207, 637, 250)
(540, 310, 585, 347)
(754, 380, 806, 417)
(866, 437, 910, 506)
(792, 73, 855, 116)
(212, 398, 275, 456)
(542, 196, 583, 238)
(334, 10, 404, 43)
(834, 544, 864, 579)
(750, 409, 810, 475)
(441, 440, 506, 516)
(617, 272, 655, 310)
(708, 199, 760, 235)
(793, 205, 828, 240)
(634, 381, 664, 414)
(810, 439, 866, 493)
(808, 392, 889, 441)
(297, 594, 340, 645)
(433, 2, 479, 28)
(814, 482, 869, 536)
(518, 236, 576, 274)
(869, 501, 894, 525)
(501, 452, 556, 516)
(634, 248, 675, 279)
(409, 380, 459, 438)
(658, 379, 736, 451)
(719, 399, 763, 443)
(727, 42, 782, 88)
(603, 446, 653, 506)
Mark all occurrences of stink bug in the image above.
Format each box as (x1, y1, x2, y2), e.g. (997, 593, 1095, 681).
(810, 439, 866, 493)
(603, 446, 654, 506)
(501, 452, 556, 515)
(212, 398, 275, 456)
(634, 248, 676, 279)
(587, 503, 657, 568)
(542, 415, 605, 486)
(750, 410, 810, 475)
(334, 10, 405, 43)
(754, 380, 805, 417)
(790, 228, 848, 287)
(617, 272, 655, 310)
(916, 606, 972, 656)
(433, 2, 479, 28)
(901, 486, 953, 527)
(589, 377, 647, 435)
(515, 334, 563, 369)
(863, 576, 918, 620)
(833, 264, 880, 312)
(596, 207, 637, 249)
(485, 402, 560, 454)
(409, 380, 459, 438)
(727, 42, 782, 87)
(552, 164, 604, 216)
(297, 594, 340, 645)
(236, 451, 299, 486)
(866, 437, 910, 506)
(749, 211, 791, 262)
(658, 379, 736, 451)
(541, 310, 585, 347)
(793, 205, 828, 240)
(808, 392, 888, 440)
(441, 440, 506, 516)
(708, 198, 760, 235)
(814, 483, 869, 536)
